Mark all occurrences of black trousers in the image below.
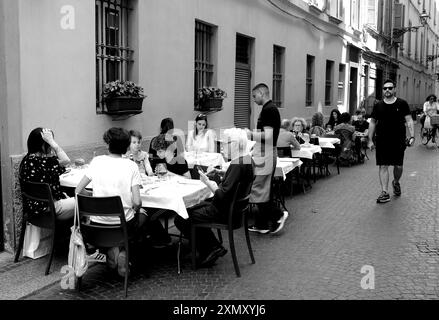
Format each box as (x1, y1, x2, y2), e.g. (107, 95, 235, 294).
(174, 201, 221, 257)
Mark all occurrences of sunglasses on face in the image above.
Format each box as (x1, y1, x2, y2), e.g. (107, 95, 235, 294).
(383, 87, 394, 91)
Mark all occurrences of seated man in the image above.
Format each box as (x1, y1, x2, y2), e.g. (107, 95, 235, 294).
(174, 128, 254, 267)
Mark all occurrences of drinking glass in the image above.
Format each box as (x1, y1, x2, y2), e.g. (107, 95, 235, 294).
(156, 163, 167, 181)
(303, 133, 310, 145)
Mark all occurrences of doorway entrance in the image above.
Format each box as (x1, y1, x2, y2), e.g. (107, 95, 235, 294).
(349, 67, 358, 114)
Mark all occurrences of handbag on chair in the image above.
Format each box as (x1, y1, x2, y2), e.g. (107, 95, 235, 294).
(68, 194, 88, 278)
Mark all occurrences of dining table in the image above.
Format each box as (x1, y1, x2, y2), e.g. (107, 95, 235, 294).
(290, 144, 322, 159)
(318, 137, 340, 149)
(59, 167, 214, 219)
(184, 151, 225, 169)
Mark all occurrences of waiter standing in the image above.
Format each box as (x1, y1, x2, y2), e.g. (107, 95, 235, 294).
(246, 83, 289, 234)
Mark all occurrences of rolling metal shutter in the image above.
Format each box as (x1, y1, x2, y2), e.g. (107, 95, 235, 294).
(234, 63, 251, 128)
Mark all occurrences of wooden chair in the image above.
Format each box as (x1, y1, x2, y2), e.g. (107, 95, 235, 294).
(15, 181, 57, 275)
(190, 182, 255, 277)
(76, 194, 131, 298)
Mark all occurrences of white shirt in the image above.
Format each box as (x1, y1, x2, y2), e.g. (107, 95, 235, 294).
(186, 129, 216, 153)
(85, 155, 141, 224)
(423, 101, 439, 117)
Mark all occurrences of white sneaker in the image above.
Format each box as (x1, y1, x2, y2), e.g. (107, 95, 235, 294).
(271, 211, 289, 234)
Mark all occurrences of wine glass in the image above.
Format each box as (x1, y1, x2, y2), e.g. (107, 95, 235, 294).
(155, 163, 167, 181)
(303, 133, 310, 145)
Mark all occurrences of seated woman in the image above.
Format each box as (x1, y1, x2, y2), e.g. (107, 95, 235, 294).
(186, 113, 217, 153)
(19, 127, 74, 221)
(174, 128, 254, 267)
(125, 130, 154, 176)
(149, 118, 177, 158)
(309, 112, 326, 137)
(277, 119, 301, 157)
(291, 117, 309, 144)
(151, 134, 191, 178)
(75, 128, 148, 277)
(334, 112, 357, 164)
(325, 109, 342, 132)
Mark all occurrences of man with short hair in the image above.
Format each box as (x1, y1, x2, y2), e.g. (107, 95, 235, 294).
(368, 79, 415, 203)
(246, 83, 288, 234)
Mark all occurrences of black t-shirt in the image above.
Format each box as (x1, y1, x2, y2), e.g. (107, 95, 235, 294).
(257, 100, 281, 146)
(353, 120, 369, 133)
(151, 155, 189, 176)
(370, 98, 411, 144)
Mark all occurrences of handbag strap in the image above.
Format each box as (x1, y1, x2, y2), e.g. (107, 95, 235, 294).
(74, 193, 80, 230)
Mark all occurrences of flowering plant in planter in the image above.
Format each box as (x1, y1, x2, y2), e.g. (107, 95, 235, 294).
(102, 80, 146, 99)
(197, 86, 227, 102)
(102, 80, 146, 115)
(197, 87, 227, 111)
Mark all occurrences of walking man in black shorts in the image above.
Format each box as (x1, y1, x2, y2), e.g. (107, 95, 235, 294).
(368, 79, 415, 203)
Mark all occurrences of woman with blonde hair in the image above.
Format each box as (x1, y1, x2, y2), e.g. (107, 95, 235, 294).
(291, 117, 309, 144)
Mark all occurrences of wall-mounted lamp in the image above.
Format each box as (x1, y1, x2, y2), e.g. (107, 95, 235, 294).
(393, 9, 430, 40)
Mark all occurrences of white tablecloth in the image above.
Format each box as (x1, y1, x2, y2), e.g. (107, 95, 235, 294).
(319, 137, 340, 149)
(290, 145, 322, 159)
(276, 158, 303, 180)
(59, 169, 213, 219)
(184, 151, 225, 169)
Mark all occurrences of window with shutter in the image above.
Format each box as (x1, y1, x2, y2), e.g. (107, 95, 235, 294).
(393, 3, 405, 44)
(367, 0, 377, 27)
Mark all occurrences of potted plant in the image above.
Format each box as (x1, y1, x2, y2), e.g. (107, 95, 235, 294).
(102, 80, 146, 114)
(196, 86, 227, 111)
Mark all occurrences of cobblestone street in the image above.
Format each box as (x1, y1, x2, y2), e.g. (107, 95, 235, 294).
(25, 136, 439, 300)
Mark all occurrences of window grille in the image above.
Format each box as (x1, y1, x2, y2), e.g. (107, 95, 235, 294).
(273, 46, 284, 108)
(194, 21, 214, 105)
(95, 0, 134, 112)
(306, 55, 315, 107)
(325, 60, 334, 106)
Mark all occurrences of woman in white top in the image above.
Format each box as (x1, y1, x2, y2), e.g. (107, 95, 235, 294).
(76, 127, 147, 277)
(420, 94, 439, 138)
(186, 113, 216, 153)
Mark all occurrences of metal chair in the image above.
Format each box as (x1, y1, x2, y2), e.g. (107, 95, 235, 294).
(76, 194, 131, 298)
(15, 181, 57, 275)
(190, 182, 255, 277)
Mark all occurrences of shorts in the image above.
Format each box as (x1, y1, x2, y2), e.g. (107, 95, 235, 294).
(375, 139, 406, 166)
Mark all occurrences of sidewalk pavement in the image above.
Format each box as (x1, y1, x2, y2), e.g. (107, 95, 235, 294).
(2, 129, 439, 300)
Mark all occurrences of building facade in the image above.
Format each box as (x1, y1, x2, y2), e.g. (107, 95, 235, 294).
(1, 0, 437, 251)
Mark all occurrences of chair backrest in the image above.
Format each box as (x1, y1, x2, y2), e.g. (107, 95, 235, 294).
(335, 128, 355, 161)
(277, 147, 292, 158)
(227, 182, 252, 229)
(76, 194, 129, 248)
(20, 180, 57, 228)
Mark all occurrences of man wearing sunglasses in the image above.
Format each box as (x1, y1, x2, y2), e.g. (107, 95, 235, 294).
(368, 79, 415, 204)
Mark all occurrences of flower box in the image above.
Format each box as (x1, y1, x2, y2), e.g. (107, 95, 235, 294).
(197, 98, 223, 111)
(104, 96, 144, 115)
